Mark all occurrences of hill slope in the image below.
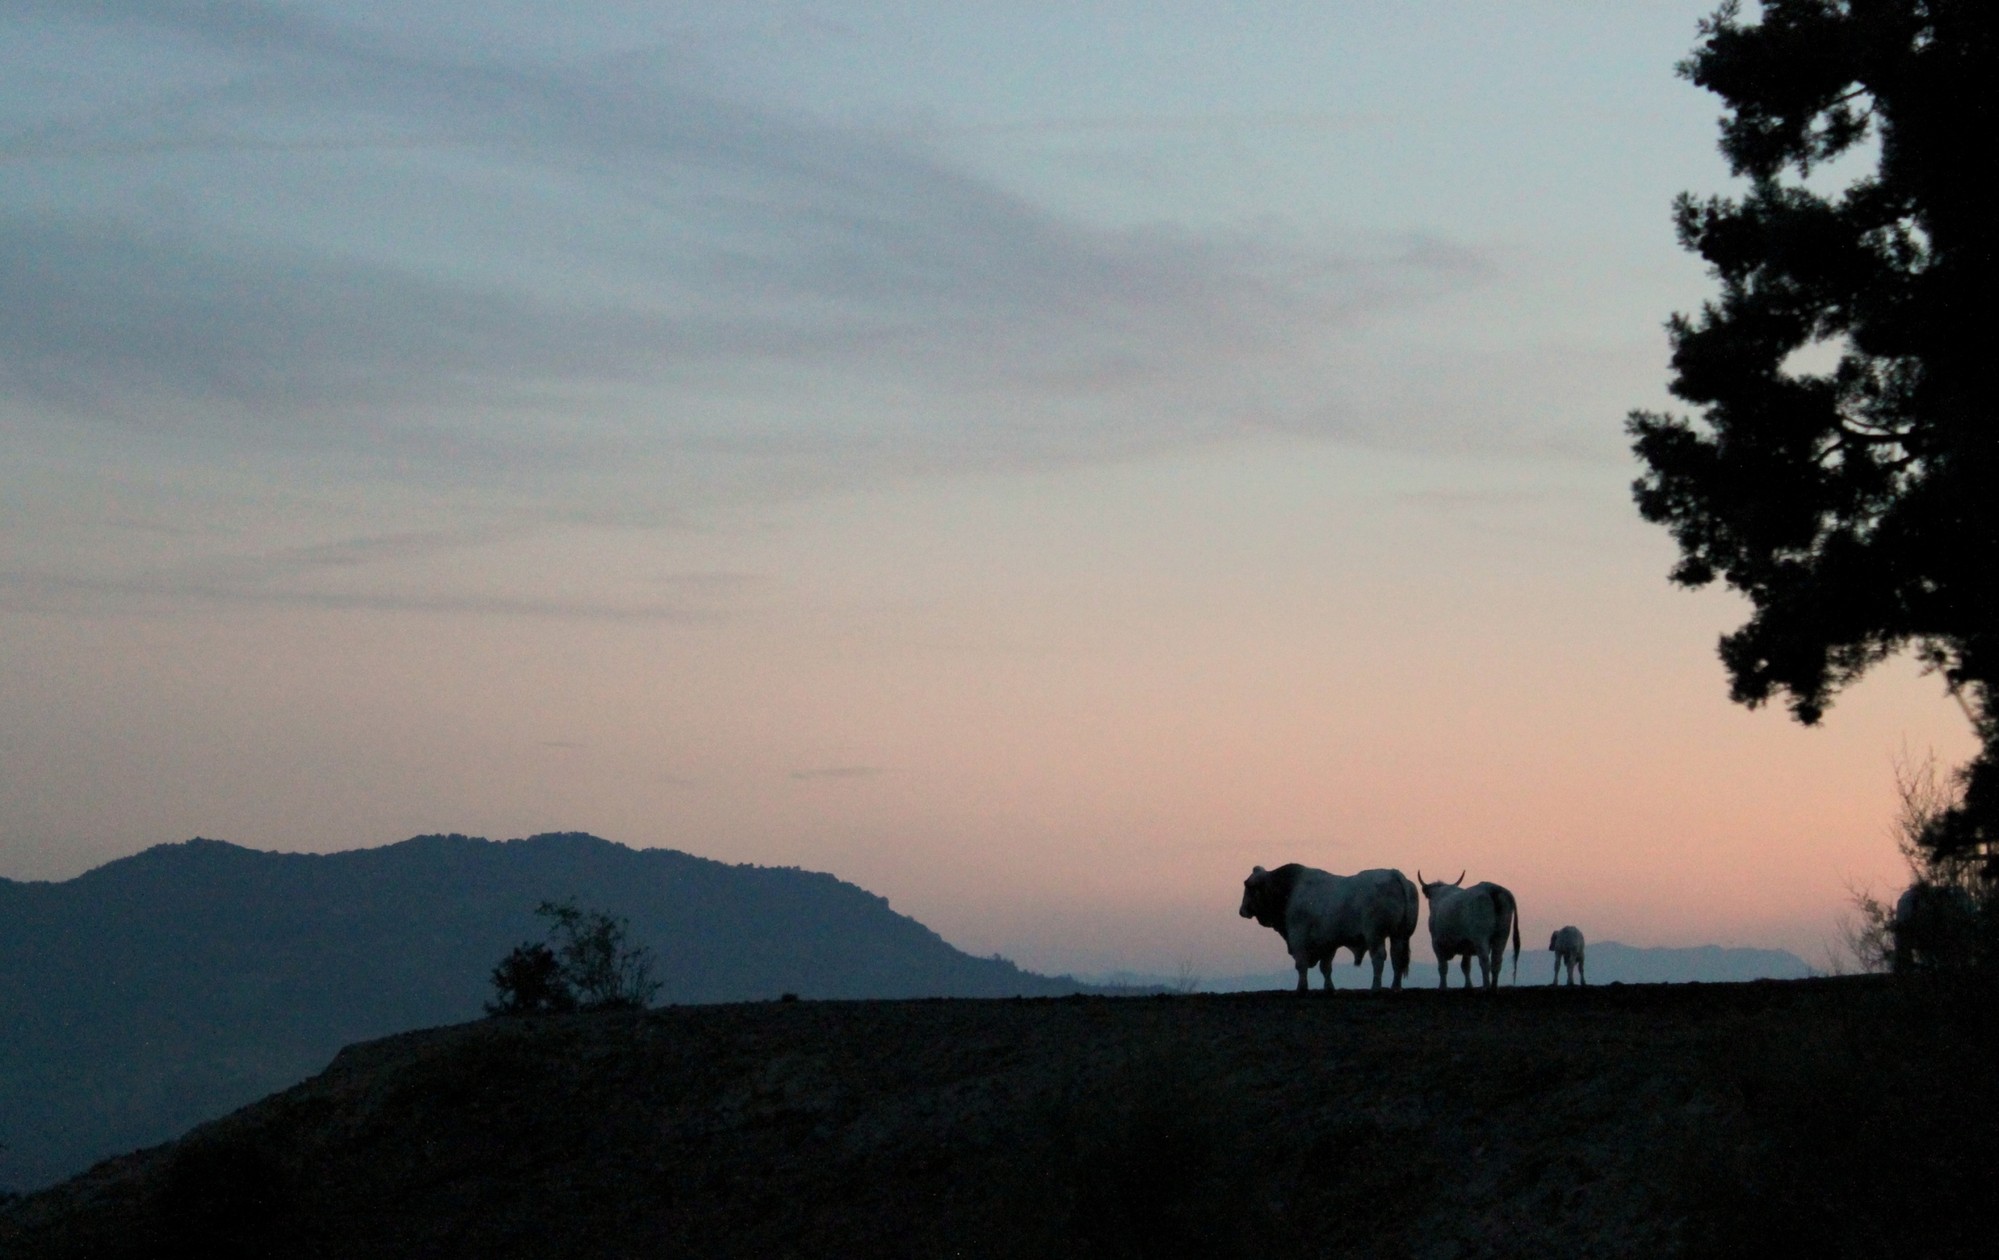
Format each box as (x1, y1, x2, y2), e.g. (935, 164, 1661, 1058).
(0, 832, 1095, 1190)
(5, 978, 1991, 1259)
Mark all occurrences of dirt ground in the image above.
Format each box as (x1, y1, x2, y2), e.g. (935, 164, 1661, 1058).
(5, 975, 1993, 1258)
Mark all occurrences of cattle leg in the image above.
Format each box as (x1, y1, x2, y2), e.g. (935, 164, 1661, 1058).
(1437, 957, 1450, 989)
(1294, 963, 1310, 994)
(1552, 956, 1561, 986)
(1319, 958, 1333, 992)
(1390, 935, 1410, 990)
(1579, 959, 1586, 986)
(1367, 941, 1388, 990)
(1461, 956, 1474, 988)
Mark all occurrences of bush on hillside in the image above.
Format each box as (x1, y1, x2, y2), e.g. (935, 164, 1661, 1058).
(486, 941, 577, 1016)
(487, 899, 660, 1015)
(1843, 751, 1996, 976)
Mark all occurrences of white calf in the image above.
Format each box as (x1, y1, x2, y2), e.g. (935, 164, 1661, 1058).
(1549, 925, 1585, 986)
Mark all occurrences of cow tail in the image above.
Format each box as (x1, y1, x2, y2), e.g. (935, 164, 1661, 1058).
(1488, 885, 1519, 985)
(1509, 899, 1521, 984)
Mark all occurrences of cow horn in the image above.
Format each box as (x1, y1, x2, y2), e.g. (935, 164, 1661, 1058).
(1454, 870, 1465, 885)
(1417, 869, 1425, 887)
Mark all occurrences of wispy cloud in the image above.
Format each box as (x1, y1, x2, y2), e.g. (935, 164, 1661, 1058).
(2, 0, 1486, 480)
(0, 506, 776, 618)
(789, 766, 889, 781)
(0, 569, 719, 621)
(0, 1, 1511, 619)
(915, 109, 1385, 138)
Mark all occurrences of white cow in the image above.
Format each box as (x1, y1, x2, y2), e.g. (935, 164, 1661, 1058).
(1239, 864, 1419, 992)
(1417, 871, 1520, 990)
(1549, 925, 1586, 986)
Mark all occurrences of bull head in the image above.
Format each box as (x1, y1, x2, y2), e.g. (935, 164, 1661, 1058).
(1416, 869, 1467, 899)
(1239, 866, 1268, 919)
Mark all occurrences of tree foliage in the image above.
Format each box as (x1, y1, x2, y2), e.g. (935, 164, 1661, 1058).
(487, 899, 660, 1016)
(1629, 0, 1998, 863)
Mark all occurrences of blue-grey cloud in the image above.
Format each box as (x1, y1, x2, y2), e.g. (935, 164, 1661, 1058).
(2, 0, 1485, 478)
(0, 568, 718, 621)
(0, 216, 612, 414)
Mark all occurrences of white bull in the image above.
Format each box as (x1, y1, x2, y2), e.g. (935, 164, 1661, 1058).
(1549, 925, 1586, 986)
(1417, 871, 1520, 990)
(1239, 864, 1419, 992)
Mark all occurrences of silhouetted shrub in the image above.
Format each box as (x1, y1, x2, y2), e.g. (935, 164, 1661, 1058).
(486, 941, 576, 1016)
(1843, 751, 1998, 977)
(487, 899, 660, 1015)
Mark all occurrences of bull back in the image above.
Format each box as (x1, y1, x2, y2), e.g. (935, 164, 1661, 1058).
(1426, 883, 1493, 947)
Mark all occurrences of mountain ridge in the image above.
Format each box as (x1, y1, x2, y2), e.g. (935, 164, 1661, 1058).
(1101, 939, 1816, 992)
(0, 831, 1102, 1191)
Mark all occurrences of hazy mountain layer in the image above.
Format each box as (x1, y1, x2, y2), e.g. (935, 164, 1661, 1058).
(1125, 939, 1815, 992)
(0, 832, 1091, 1190)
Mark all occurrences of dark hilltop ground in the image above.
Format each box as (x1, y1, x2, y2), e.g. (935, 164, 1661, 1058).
(5, 976, 1995, 1259)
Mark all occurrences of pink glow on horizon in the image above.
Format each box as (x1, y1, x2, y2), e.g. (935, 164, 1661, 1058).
(2, 446, 1972, 976)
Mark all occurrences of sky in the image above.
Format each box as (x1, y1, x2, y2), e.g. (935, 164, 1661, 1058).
(1, 1, 1977, 977)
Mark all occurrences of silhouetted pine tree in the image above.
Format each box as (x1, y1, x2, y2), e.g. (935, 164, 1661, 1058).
(1629, 0, 1999, 888)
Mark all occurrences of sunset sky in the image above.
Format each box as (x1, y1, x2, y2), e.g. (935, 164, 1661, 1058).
(2, 1, 1977, 977)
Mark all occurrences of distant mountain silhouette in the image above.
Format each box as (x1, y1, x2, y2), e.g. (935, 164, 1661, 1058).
(1113, 940, 1814, 992)
(1528, 940, 1814, 985)
(0, 832, 1099, 1191)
